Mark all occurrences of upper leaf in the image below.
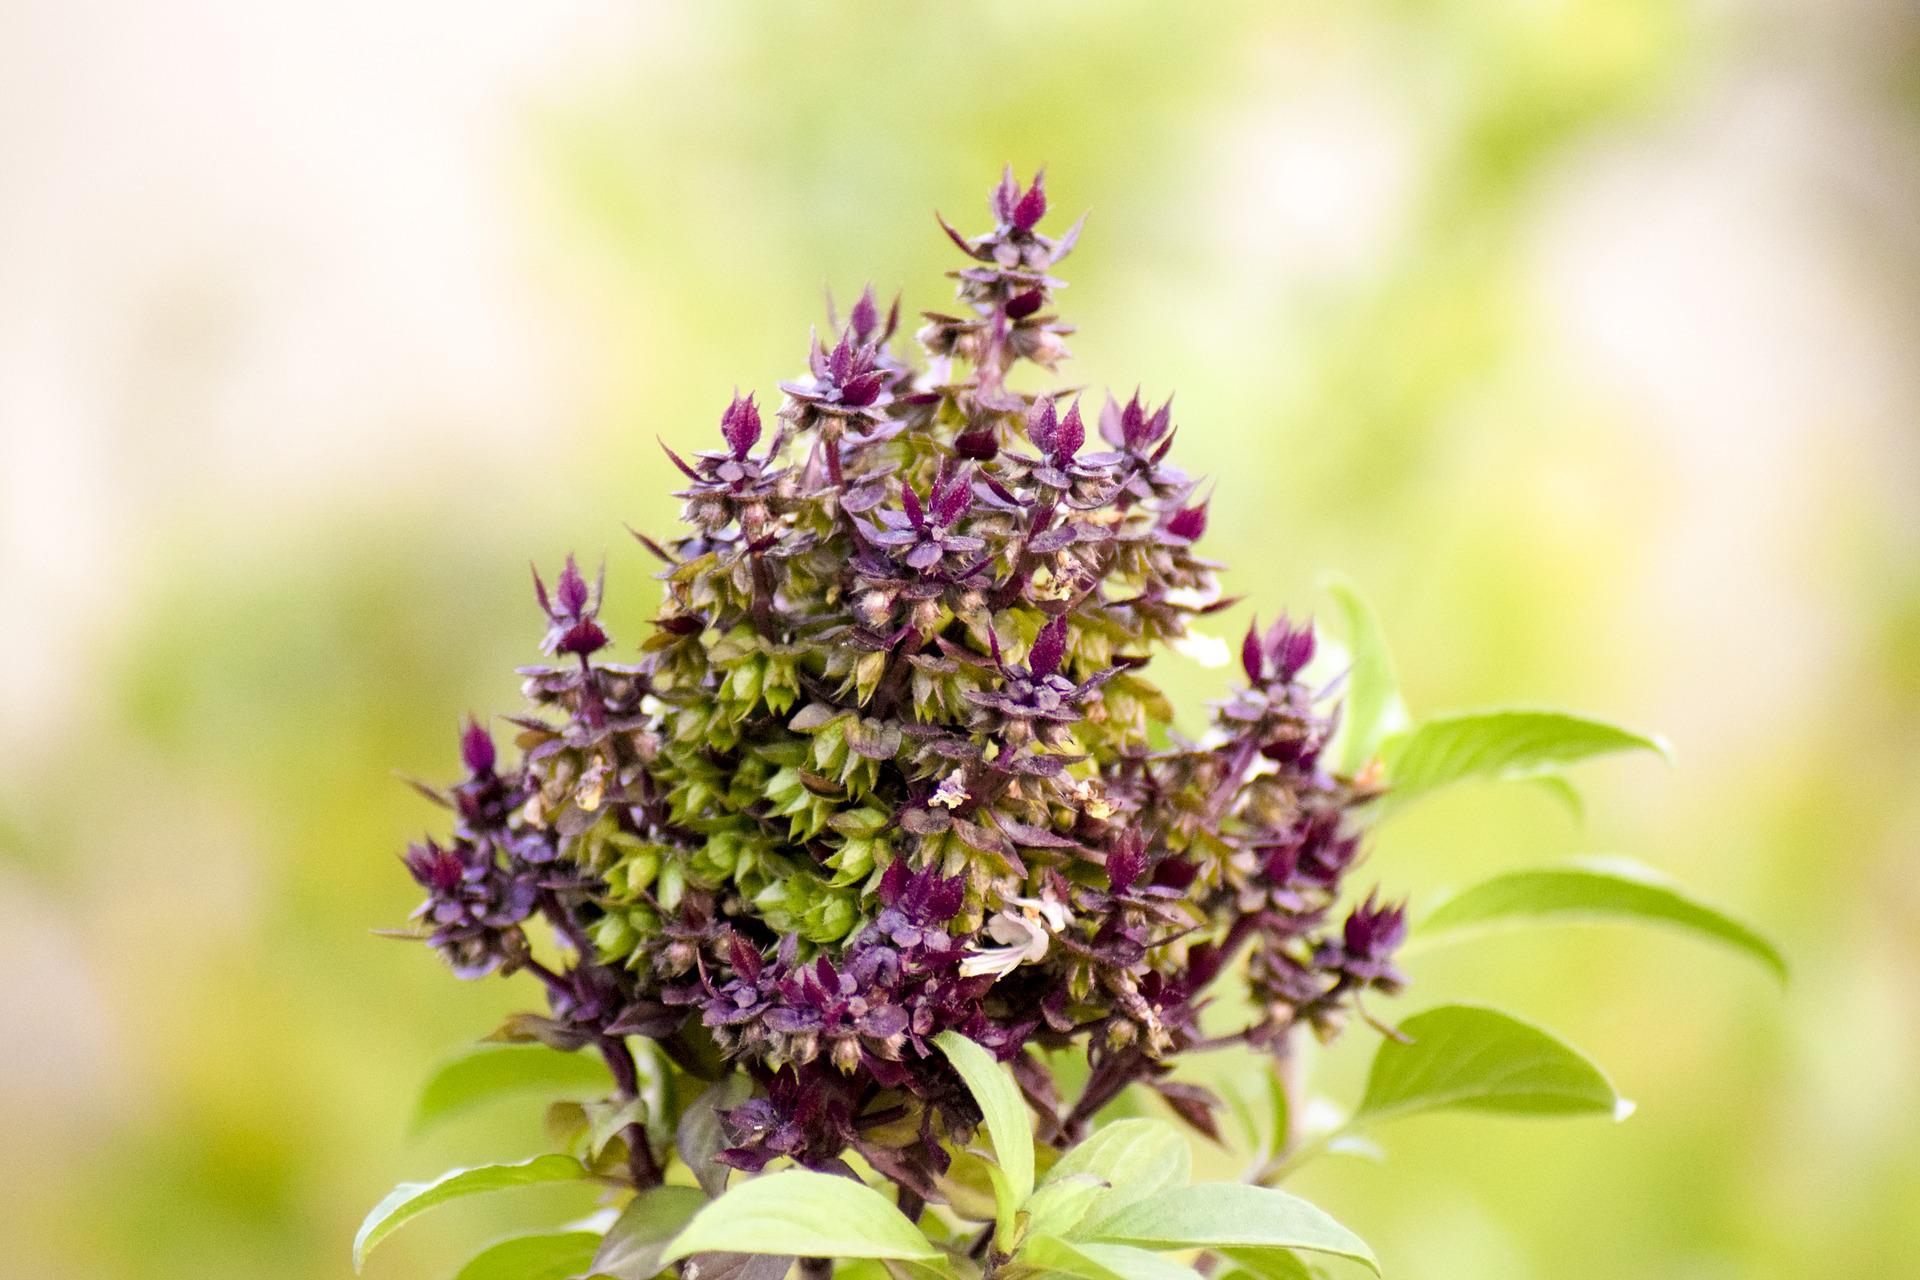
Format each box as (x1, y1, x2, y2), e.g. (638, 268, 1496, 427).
(1213, 1251, 1320, 1280)
(677, 1076, 756, 1197)
(1021, 1233, 1204, 1280)
(1216, 1247, 1319, 1280)
(935, 1030, 1037, 1208)
(1323, 575, 1409, 775)
(1022, 1174, 1110, 1241)
(1081, 1184, 1377, 1274)
(1381, 709, 1671, 806)
(1417, 857, 1787, 983)
(452, 1230, 600, 1280)
(352, 1154, 590, 1271)
(411, 1042, 612, 1134)
(1354, 1003, 1625, 1127)
(659, 1170, 941, 1264)
(1043, 1117, 1191, 1226)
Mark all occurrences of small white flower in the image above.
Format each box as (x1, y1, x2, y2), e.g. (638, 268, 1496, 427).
(930, 773, 971, 810)
(958, 895, 1072, 979)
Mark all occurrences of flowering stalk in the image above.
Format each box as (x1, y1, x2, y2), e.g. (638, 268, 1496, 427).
(392, 169, 1406, 1194)
(364, 168, 1780, 1280)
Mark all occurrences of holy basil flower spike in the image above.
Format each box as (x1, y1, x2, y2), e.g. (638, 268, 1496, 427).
(368, 167, 1771, 1280)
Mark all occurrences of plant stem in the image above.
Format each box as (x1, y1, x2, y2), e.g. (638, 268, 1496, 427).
(599, 1034, 664, 1190)
(1250, 1026, 1324, 1185)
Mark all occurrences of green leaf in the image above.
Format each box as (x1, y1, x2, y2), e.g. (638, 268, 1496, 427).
(411, 1043, 611, 1134)
(1022, 1174, 1108, 1241)
(1217, 1248, 1317, 1280)
(1043, 1118, 1190, 1224)
(352, 1155, 590, 1271)
(1082, 1184, 1377, 1274)
(677, 1076, 754, 1197)
(591, 1185, 709, 1280)
(1417, 857, 1787, 983)
(585, 1096, 650, 1161)
(1323, 575, 1409, 775)
(935, 1030, 1036, 1208)
(453, 1230, 600, 1280)
(1021, 1233, 1202, 1280)
(1526, 772, 1587, 823)
(1354, 1004, 1625, 1127)
(660, 1170, 941, 1263)
(1381, 709, 1671, 805)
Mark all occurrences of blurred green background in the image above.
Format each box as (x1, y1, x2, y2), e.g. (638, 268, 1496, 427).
(2, 1, 1916, 1277)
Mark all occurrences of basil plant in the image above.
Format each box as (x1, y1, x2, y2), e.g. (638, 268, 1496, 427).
(363, 169, 1782, 1280)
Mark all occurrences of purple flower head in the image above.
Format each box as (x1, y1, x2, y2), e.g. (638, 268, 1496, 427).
(1005, 288, 1045, 320)
(1342, 892, 1408, 961)
(405, 837, 467, 896)
(1027, 397, 1086, 466)
(1241, 613, 1316, 685)
(459, 717, 496, 776)
(1322, 891, 1408, 992)
(819, 330, 885, 408)
(533, 555, 610, 657)
(404, 836, 537, 979)
(1165, 502, 1208, 542)
(966, 616, 1114, 745)
(875, 857, 967, 926)
(1101, 391, 1174, 454)
(859, 467, 985, 575)
(779, 322, 895, 428)
(388, 167, 1412, 1194)
(448, 719, 520, 834)
(847, 284, 900, 345)
(1295, 810, 1360, 884)
(720, 392, 762, 460)
(991, 166, 1048, 233)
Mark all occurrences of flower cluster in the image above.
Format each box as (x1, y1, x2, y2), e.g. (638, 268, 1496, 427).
(391, 168, 1405, 1192)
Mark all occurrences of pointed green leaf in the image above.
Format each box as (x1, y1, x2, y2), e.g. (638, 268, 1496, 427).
(411, 1043, 611, 1134)
(1381, 710, 1670, 805)
(1073, 1242, 1207, 1280)
(1082, 1184, 1376, 1274)
(453, 1230, 600, 1280)
(677, 1076, 754, 1197)
(660, 1170, 940, 1263)
(353, 1155, 589, 1271)
(591, 1185, 709, 1279)
(935, 1030, 1036, 1208)
(1043, 1118, 1190, 1224)
(1354, 1004, 1624, 1127)
(1418, 857, 1786, 982)
(1526, 772, 1586, 823)
(1023, 1174, 1108, 1241)
(1217, 1248, 1317, 1280)
(1022, 1233, 1202, 1280)
(1323, 576, 1409, 774)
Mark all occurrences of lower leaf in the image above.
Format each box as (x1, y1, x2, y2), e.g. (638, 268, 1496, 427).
(453, 1230, 600, 1280)
(352, 1154, 590, 1272)
(1080, 1184, 1376, 1275)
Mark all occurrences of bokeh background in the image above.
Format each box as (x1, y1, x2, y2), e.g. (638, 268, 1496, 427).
(3, 2, 1917, 1277)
